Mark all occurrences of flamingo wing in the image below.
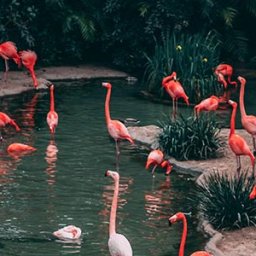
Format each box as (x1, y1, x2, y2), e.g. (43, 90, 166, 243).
(108, 120, 133, 143)
(229, 134, 251, 155)
(108, 233, 133, 256)
(242, 115, 256, 135)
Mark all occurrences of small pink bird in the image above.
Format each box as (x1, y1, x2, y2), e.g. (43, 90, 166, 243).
(162, 72, 189, 119)
(228, 100, 255, 173)
(47, 84, 58, 135)
(145, 149, 173, 175)
(249, 185, 256, 200)
(0, 41, 21, 81)
(53, 225, 82, 240)
(102, 82, 134, 171)
(105, 170, 133, 256)
(169, 212, 213, 256)
(214, 64, 237, 87)
(19, 50, 38, 88)
(7, 143, 36, 158)
(194, 95, 220, 116)
(0, 112, 20, 140)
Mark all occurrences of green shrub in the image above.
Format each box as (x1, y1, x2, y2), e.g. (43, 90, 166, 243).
(143, 31, 223, 103)
(195, 170, 256, 230)
(158, 114, 224, 160)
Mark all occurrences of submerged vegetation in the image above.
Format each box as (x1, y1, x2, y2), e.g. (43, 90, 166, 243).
(158, 114, 224, 161)
(195, 170, 256, 230)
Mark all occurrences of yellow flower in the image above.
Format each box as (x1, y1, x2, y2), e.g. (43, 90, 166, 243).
(176, 45, 182, 51)
(202, 57, 208, 63)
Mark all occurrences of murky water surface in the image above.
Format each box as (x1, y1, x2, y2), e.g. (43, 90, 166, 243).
(0, 79, 221, 255)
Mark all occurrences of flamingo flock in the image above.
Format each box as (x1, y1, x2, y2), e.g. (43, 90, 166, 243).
(2, 38, 256, 255)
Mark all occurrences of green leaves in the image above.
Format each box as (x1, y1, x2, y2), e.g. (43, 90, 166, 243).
(158, 114, 224, 160)
(195, 170, 256, 230)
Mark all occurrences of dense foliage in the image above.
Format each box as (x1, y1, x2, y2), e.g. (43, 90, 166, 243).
(195, 170, 256, 230)
(158, 114, 224, 161)
(0, 0, 256, 71)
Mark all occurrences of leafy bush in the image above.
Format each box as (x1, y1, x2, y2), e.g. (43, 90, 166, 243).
(195, 170, 256, 229)
(143, 31, 223, 103)
(158, 114, 224, 160)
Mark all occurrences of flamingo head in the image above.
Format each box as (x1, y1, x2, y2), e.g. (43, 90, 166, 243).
(168, 212, 184, 226)
(170, 71, 177, 81)
(105, 170, 120, 181)
(237, 76, 246, 84)
(47, 83, 54, 89)
(102, 82, 112, 89)
(161, 160, 173, 175)
(228, 100, 237, 108)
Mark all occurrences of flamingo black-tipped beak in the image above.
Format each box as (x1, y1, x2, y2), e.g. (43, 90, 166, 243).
(104, 171, 108, 177)
(168, 220, 172, 226)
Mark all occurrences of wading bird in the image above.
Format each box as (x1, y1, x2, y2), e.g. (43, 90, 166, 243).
(145, 149, 172, 175)
(53, 225, 81, 240)
(0, 112, 20, 140)
(228, 100, 255, 173)
(214, 64, 237, 87)
(162, 72, 189, 119)
(7, 143, 36, 158)
(194, 95, 220, 117)
(0, 41, 21, 81)
(105, 170, 133, 256)
(238, 76, 256, 155)
(102, 82, 134, 171)
(47, 84, 58, 135)
(169, 212, 213, 256)
(19, 50, 38, 88)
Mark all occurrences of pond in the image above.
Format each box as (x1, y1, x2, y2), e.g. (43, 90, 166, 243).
(0, 79, 207, 255)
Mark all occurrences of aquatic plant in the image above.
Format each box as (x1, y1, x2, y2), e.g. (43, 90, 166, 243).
(158, 114, 224, 160)
(143, 31, 223, 103)
(195, 170, 256, 230)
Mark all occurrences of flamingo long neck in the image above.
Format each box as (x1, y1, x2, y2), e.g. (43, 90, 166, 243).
(230, 104, 237, 137)
(109, 177, 119, 236)
(104, 87, 112, 124)
(50, 86, 55, 112)
(178, 215, 187, 256)
(239, 80, 247, 118)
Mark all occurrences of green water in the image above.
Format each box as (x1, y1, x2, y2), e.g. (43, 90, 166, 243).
(0, 79, 206, 255)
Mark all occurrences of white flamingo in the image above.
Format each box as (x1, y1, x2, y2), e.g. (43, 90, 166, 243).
(53, 225, 81, 240)
(105, 170, 133, 256)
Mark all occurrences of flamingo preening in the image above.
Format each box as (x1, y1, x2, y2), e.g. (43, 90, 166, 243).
(194, 95, 220, 117)
(238, 76, 256, 155)
(162, 72, 189, 119)
(19, 50, 38, 88)
(228, 100, 255, 173)
(169, 212, 212, 256)
(0, 41, 21, 81)
(214, 64, 237, 87)
(102, 82, 134, 171)
(53, 225, 82, 240)
(46, 84, 58, 135)
(0, 112, 20, 140)
(105, 170, 133, 256)
(145, 149, 173, 175)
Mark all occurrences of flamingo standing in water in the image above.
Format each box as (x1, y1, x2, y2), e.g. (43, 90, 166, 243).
(228, 100, 255, 173)
(169, 212, 212, 256)
(53, 225, 82, 240)
(0, 41, 21, 81)
(238, 76, 256, 155)
(162, 72, 189, 119)
(105, 170, 133, 256)
(102, 82, 134, 171)
(19, 50, 38, 88)
(0, 112, 20, 140)
(47, 84, 58, 135)
(145, 149, 173, 175)
(194, 95, 220, 117)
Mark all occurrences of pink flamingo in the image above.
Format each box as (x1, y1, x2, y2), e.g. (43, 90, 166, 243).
(145, 149, 173, 175)
(249, 185, 256, 200)
(228, 100, 255, 173)
(19, 50, 38, 88)
(214, 64, 237, 87)
(7, 143, 36, 158)
(0, 41, 21, 81)
(194, 95, 220, 117)
(238, 76, 256, 154)
(0, 112, 20, 140)
(102, 82, 134, 171)
(169, 212, 213, 256)
(162, 72, 189, 119)
(47, 84, 58, 135)
(105, 170, 133, 256)
(53, 225, 81, 240)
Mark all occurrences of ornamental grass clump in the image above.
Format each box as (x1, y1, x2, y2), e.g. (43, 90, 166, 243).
(158, 114, 224, 161)
(195, 170, 256, 230)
